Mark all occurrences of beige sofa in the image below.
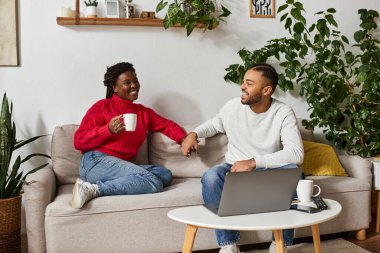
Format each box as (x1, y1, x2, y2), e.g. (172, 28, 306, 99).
(24, 122, 373, 253)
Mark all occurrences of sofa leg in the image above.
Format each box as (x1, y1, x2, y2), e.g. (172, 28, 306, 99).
(356, 229, 366, 240)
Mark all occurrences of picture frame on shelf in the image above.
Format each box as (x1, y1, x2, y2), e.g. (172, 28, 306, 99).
(105, 0, 124, 18)
(250, 0, 275, 18)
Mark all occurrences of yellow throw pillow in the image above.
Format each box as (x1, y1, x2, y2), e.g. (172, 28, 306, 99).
(301, 141, 347, 176)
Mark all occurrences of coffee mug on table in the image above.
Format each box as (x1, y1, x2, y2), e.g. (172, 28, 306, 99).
(123, 113, 137, 131)
(296, 179, 321, 203)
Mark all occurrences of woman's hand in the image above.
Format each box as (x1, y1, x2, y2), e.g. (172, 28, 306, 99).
(181, 132, 198, 157)
(108, 115, 124, 134)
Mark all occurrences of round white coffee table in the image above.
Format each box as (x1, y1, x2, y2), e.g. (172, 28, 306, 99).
(168, 199, 341, 253)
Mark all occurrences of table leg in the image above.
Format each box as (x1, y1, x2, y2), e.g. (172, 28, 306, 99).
(182, 224, 198, 253)
(377, 190, 380, 233)
(272, 230, 285, 253)
(311, 224, 322, 253)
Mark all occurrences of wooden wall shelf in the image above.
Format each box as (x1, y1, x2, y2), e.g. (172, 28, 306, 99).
(56, 17, 176, 27)
(56, 0, 213, 28)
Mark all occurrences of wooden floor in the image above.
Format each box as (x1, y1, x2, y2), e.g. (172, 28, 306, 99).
(346, 222, 380, 253)
(193, 221, 380, 253)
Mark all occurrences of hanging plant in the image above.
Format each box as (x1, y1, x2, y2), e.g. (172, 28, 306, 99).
(156, 0, 231, 36)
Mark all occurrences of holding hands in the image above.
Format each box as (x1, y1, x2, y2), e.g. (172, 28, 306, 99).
(181, 132, 198, 157)
(108, 115, 124, 134)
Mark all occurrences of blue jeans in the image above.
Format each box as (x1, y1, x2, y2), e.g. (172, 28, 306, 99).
(79, 151, 173, 196)
(202, 163, 302, 246)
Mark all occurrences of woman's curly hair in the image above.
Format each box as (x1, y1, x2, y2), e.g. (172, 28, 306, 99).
(104, 62, 135, 98)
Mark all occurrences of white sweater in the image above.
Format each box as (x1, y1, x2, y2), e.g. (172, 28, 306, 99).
(194, 98, 304, 168)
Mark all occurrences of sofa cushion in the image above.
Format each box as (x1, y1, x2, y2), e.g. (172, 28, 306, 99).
(46, 175, 369, 217)
(306, 175, 370, 194)
(45, 178, 203, 217)
(301, 141, 347, 176)
(149, 125, 228, 178)
(52, 125, 149, 185)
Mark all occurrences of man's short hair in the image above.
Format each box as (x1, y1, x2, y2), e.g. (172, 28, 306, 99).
(248, 63, 278, 92)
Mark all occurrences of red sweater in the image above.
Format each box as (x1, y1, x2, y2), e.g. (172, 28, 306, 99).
(74, 94, 186, 161)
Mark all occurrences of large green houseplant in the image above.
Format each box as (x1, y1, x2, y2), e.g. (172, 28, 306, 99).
(0, 93, 50, 199)
(156, 0, 231, 36)
(224, 0, 380, 157)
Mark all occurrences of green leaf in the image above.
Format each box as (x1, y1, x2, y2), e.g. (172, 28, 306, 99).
(325, 14, 338, 27)
(220, 5, 231, 18)
(341, 35, 349, 44)
(290, 8, 302, 21)
(280, 13, 288, 22)
(327, 8, 336, 13)
(368, 10, 379, 18)
(277, 4, 288, 14)
(308, 24, 316, 32)
(345, 51, 354, 64)
(285, 17, 293, 30)
(354, 30, 363, 42)
(163, 16, 172, 29)
(357, 72, 367, 83)
(156, 0, 168, 13)
(293, 2, 304, 10)
(13, 135, 49, 150)
(20, 153, 51, 164)
(293, 22, 304, 34)
(361, 21, 375, 30)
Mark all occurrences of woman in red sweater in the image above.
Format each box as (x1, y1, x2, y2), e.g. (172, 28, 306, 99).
(72, 62, 186, 209)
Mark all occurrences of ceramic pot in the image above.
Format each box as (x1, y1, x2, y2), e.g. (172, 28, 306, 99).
(86, 6, 97, 18)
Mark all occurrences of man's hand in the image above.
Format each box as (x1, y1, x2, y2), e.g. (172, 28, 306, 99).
(231, 159, 256, 172)
(181, 132, 198, 157)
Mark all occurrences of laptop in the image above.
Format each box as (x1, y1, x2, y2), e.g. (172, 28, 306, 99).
(204, 167, 302, 217)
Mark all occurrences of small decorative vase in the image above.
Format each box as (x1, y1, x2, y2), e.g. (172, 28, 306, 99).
(86, 6, 97, 18)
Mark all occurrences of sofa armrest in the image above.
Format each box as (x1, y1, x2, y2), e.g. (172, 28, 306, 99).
(338, 155, 372, 185)
(24, 167, 57, 253)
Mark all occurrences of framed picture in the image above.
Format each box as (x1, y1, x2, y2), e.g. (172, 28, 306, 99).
(250, 0, 275, 18)
(105, 0, 122, 18)
(0, 0, 19, 66)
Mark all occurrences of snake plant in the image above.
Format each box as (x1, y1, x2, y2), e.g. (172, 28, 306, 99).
(0, 93, 50, 199)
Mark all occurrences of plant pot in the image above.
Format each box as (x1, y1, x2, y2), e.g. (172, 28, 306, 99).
(86, 6, 97, 18)
(0, 195, 22, 253)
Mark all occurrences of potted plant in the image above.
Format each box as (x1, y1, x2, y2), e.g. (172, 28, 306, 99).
(0, 93, 50, 252)
(156, 0, 231, 36)
(84, 0, 98, 18)
(224, 0, 380, 158)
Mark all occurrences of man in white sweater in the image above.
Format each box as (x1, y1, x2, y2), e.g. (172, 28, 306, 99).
(181, 63, 304, 253)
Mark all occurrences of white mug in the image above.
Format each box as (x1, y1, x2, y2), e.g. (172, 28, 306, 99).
(296, 179, 321, 203)
(123, 113, 137, 131)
